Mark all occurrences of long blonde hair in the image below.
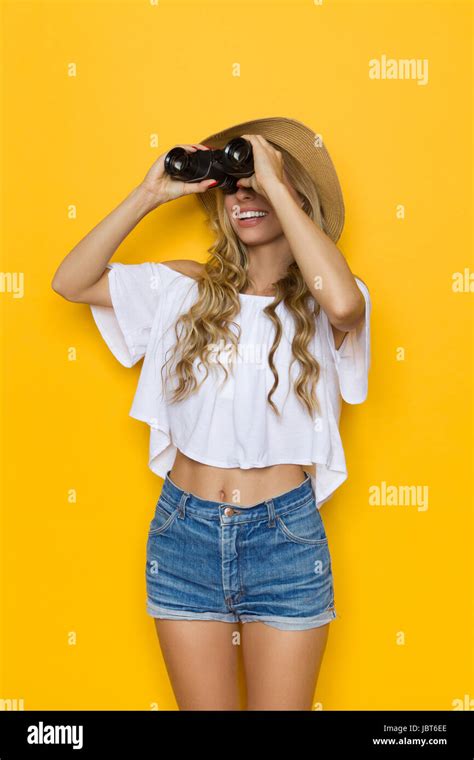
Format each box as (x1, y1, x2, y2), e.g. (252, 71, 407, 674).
(162, 142, 328, 417)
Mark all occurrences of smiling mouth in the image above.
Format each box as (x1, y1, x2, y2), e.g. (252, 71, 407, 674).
(237, 210, 269, 226)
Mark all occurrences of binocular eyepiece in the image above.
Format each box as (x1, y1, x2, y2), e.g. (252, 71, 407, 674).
(164, 137, 254, 194)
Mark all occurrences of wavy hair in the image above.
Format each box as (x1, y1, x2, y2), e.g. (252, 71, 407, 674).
(161, 142, 329, 417)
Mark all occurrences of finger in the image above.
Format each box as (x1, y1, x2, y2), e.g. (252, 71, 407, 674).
(236, 177, 253, 188)
(253, 134, 273, 149)
(186, 177, 219, 194)
(170, 144, 211, 153)
(173, 144, 198, 152)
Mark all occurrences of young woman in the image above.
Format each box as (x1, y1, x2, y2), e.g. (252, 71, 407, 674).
(52, 117, 371, 711)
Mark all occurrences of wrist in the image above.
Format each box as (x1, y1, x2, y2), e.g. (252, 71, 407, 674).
(129, 184, 163, 216)
(262, 178, 291, 204)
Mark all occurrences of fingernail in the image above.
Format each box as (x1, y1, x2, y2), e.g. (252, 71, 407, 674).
(208, 180, 218, 187)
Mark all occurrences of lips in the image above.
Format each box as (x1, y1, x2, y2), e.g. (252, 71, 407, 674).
(236, 208, 269, 227)
(237, 216, 268, 227)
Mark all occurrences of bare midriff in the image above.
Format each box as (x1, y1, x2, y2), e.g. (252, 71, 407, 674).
(169, 450, 315, 508)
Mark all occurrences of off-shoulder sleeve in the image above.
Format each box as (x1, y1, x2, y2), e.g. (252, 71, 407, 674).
(90, 261, 162, 368)
(319, 276, 371, 404)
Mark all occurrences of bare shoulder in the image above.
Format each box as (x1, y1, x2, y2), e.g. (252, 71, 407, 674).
(160, 259, 205, 281)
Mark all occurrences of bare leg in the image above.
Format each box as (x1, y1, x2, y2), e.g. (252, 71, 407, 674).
(241, 622, 330, 710)
(153, 619, 242, 710)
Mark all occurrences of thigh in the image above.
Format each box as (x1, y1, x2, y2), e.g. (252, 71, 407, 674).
(154, 619, 242, 710)
(241, 621, 330, 710)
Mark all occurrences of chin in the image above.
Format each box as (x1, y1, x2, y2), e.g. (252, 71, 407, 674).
(237, 234, 274, 247)
(232, 225, 281, 245)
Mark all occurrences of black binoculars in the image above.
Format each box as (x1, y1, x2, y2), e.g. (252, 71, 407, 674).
(164, 137, 254, 194)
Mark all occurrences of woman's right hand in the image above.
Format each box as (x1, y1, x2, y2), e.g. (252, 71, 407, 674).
(138, 144, 217, 208)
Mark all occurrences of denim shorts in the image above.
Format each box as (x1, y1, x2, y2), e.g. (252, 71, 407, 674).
(145, 470, 337, 631)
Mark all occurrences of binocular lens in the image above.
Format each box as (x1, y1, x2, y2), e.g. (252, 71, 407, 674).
(164, 148, 189, 173)
(224, 138, 252, 169)
(169, 154, 188, 173)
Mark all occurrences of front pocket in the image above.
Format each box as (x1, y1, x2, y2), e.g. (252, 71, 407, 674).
(276, 499, 328, 545)
(148, 499, 179, 536)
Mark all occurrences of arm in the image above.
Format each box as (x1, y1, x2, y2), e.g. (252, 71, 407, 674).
(51, 144, 215, 306)
(237, 134, 366, 334)
(262, 180, 365, 333)
(51, 185, 159, 307)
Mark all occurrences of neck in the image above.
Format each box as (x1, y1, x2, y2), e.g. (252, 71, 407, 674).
(245, 237, 293, 293)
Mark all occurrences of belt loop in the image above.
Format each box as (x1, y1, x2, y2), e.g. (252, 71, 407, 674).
(178, 490, 189, 519)
(265, 498, 276, 527)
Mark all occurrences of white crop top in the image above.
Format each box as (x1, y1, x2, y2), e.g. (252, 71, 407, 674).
(90, 261, 371, 509)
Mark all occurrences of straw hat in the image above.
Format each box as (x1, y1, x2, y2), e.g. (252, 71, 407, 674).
(196, 116, 345, 243)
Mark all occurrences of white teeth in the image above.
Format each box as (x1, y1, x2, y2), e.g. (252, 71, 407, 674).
(238, 210, 268, 219)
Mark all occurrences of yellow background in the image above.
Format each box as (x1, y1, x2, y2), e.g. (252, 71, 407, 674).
(1, 0, 472, 710)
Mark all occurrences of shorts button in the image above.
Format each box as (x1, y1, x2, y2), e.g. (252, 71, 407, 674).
(224, 507, 235, 516)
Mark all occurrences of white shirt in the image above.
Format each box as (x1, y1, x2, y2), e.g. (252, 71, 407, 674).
(90, 261, 371, 509)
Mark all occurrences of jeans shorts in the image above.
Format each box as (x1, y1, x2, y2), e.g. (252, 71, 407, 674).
(145, 470, 337, 631)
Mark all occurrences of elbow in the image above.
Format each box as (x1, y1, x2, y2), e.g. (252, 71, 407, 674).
(51, 277, 62, 295)
(328, 290, 366, 332)
(51, 277, 67, 299)
(51, 277, 78, 302)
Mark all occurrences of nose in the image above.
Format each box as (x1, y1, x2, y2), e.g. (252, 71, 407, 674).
(235, 184, 255, 201)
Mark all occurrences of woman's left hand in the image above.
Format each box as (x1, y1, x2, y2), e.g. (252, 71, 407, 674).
(235, 134, 287, 200)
